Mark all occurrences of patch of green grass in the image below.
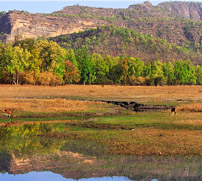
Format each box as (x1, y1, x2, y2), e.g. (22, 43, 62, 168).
(0, 116, 82, 123)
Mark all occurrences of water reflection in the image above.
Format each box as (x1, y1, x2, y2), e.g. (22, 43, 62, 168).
(0, 172, 132, 181)
(0, 137, 202, 180)
(0, 124, 202, 181)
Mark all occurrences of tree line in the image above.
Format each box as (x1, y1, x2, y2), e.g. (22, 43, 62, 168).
(0, 38, 202, 86)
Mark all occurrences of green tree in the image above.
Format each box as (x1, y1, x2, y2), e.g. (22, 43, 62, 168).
(143, 61, 164, 85)
(120, 57, 129, 85)
(174, 59, 196, 85)
(66, 49, 78, 69)
(162, 62, 174, 85)
(91, 53, 109, 84)
(128, 57, 144, 77)
(75, 46, 93, 85)
(36, 40, 66, 74)
(174, 59, 186, 84)
(184, 60, 196, 85)
(105, 55, 122, 84)
(0, 44, 30, 84)
(196, 65, 202, 85)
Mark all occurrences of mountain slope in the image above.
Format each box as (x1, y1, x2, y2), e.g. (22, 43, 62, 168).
(0, 1, 202, 51)
(50, 26, 202, 64)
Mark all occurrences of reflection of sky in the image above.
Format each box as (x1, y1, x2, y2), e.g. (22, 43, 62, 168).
(0, 172, 132, 181)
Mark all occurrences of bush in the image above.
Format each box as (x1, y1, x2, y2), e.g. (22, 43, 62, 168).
(19, 72, 36, 85)
(94, 77, 113, 84)
(153, 76, 165, 86)
(0, 71, 10, 84)
(37, 72, 62, 86)
(128, 76, 146, 85)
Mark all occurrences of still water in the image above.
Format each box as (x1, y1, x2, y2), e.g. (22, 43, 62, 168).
(0, 136, 201, 180)
(0, 172, 133, 181)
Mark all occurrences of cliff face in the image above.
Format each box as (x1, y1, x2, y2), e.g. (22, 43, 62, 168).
(0, 11, 105, 42)
(0, 2, 202, 44)
(159, 2, 202, 21)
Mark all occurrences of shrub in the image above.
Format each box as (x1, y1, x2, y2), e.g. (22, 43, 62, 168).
(18, 72, 36, 85)
(37, 71, 62, 86)
(128, 76, 146, 85)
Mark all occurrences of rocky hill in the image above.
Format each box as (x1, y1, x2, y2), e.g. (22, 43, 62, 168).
(159, 1, 202, 21)
(50, 25, 202, 64)
(0, 10, 107, 42)
(0, 1, 202, 52)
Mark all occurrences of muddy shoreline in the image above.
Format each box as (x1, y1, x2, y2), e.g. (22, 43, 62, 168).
(79, 99, 173, 111)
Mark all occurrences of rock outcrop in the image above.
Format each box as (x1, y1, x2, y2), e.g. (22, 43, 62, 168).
(0, 10, 105, 42)
(0, 1, 202, 46)
(159, 1, 202, 21)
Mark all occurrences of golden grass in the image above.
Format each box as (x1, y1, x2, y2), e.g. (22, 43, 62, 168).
(173, 120, 202, 125)
(0, 98, 109, 113)
(0, 85, 202, 103)
(178, 103, 202, 112)
(108, 128, 202, 155)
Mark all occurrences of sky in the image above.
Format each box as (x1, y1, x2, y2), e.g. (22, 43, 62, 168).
(0, 0, 201, 13)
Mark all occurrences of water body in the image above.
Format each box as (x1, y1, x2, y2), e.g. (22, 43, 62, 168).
(0, 172, 135, 181)
(0, 137, 202, 181)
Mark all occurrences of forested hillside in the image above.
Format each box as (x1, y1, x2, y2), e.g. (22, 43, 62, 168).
(0, 38, 201, 86)
(0, 1, 202, 50)
(52, 1, 202, 52)
(51, 26, 202, 64)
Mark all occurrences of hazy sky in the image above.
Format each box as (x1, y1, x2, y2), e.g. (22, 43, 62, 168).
(0, 1, 201, 13)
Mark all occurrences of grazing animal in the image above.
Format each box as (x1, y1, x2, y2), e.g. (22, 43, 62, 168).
(5, 121, 13, 128)
(171, 107, 177, 115)
(5, 109, 14, 118)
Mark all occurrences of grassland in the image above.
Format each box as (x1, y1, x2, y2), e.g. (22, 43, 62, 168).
(0, 85, 202, 156)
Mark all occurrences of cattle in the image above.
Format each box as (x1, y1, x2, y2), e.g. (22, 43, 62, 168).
(5, 109, 14, 118)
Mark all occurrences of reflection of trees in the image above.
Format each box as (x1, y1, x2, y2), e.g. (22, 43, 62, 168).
(0, 123, 66, 157)
(61, 140, 109, 157)
(1, 147, 202, 180)
(0, 137, 66, 157)
(0, 124, 202, 180)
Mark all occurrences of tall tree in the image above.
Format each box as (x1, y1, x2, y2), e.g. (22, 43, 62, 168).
(75, 46, 93, 85)
(36, 40, 66, 73)
(196, 65, 202, 85)
(0, 44, 30, 84)
(162, 62, 174, 85)
(63, 60, 80, 84)
(91, 53, 109, 84)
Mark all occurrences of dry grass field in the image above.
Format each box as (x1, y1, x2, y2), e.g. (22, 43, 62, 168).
(0, 98, 113, 113)
(0, 85, 201, 102)
(0, 85, 202, 156)
(0, 84, 201, 115)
